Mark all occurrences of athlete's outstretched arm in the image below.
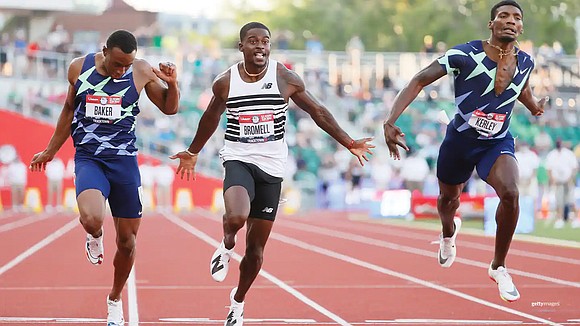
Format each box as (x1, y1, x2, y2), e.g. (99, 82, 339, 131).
(383, 60, 446, 159)
(285, 69, 374, 166)
(30, 58, 82, 172)
(142, 60, 180, 115)
(518, 79, 547, 117)
(169, 74, 228, 180)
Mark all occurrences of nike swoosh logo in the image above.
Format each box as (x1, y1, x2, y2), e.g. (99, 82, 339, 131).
(507, 288, 519, 297)
(438, 250, 448, 265)
(211, 255, 224, 274)
(500, 151, 512, 154)
(518, 67, 529, 75)
(113, 79, 130, 83)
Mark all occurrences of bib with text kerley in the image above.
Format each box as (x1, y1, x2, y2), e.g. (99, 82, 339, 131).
(468, 110, 506, 137)
(239, 113, 275, 143)
(85, 95, 122, 123)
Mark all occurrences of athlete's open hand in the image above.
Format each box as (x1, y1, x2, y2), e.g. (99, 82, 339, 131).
(529, 96, 548, 116)
(169, 151, 198, 181)
(349, 137, 375, 166)
(153, 62, 178, 85)
(29, 150, 54, 172)
(383, 121, 409, 160)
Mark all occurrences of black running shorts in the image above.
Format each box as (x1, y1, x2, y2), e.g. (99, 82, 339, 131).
(223, 160, 283, 221)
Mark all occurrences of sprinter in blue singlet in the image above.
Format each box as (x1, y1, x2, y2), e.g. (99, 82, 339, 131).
(383, 0, 547, 303)
(30, 30, 180, 325)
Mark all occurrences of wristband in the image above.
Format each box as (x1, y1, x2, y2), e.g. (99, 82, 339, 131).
(185, 149, 198, 157)
(348, 139, 355, 149)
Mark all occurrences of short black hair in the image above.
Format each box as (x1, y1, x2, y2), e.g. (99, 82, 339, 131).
(491, 0, 523, 20)
(239, 22, 270, 41)
(106, 30, 137, 54)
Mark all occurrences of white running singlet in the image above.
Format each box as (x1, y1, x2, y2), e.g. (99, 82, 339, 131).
(219, 60, 289, 178)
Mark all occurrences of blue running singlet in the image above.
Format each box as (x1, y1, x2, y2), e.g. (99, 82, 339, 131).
(72, 53, 141, 156)
(436, 40, 533, 184)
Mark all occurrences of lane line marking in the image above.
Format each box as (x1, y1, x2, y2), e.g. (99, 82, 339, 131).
(128, 266, 139, 326)
(311, 218, 580, 265)
(0, 218, 77, 276)
(280, 220, 580, 288)
(0, 213, 53, 233)
(163, 212, 351, 326)
(366, 319, 522, 324)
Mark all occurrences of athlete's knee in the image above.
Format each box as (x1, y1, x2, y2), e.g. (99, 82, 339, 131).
(116, 233, 137, 256)
(78, 212, 103, 234)
(224, 212, 247, 231)
(499, 184, 519, 208)
(244, 244, 264, 266)
(438, 192, 460, 209)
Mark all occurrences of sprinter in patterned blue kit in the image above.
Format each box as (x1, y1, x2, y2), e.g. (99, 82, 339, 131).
(383, 0, 548, 303)
(30, 30, 179, 325)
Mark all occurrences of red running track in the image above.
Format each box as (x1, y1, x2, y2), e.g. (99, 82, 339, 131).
(0, 209, 578, 325)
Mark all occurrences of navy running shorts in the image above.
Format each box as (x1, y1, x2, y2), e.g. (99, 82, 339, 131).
(74, 154, 142, 218)
(437, 124, 516, 185)
(223, 160, 283, 221)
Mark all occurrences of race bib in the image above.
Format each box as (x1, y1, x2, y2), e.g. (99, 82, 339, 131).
(85, 95, 122, 123)
(239, 113, 275, 143)
(468, 110, 506, 137)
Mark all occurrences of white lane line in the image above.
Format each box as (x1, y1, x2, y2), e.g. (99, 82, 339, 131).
(317, 219, 580, 265)
(366, 319, 522, 324)
(270, 231, 560, 326)
(128, 266, 139, 326)
(163, 212, 351, 326)
(0, 218, 78, 276)
(0, 317, 105, 323)
(160, 317, 317, 323)
(0, 213, 53, 233)
(280, 220, 580, 288)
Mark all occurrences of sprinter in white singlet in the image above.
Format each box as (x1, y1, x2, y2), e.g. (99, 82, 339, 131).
(171, 22, 374, 326)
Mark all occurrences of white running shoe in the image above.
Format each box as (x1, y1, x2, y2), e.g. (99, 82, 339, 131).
(224, 287, 244, 326)
(488, 264, 520, 302)
(210, 240, 233, 282)
(85, 231, 104, 265)
(437, 217, 462, 268)
(106, 297, 124, 326)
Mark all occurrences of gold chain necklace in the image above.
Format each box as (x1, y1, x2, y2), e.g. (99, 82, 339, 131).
(486, 39, 520, 59)
(242, 61, 268, 77)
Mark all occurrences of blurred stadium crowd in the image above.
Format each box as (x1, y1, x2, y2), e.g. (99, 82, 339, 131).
(0, 4, 579, 228)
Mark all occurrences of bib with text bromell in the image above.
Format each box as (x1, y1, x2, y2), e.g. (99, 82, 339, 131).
(239, 112, 275, 143)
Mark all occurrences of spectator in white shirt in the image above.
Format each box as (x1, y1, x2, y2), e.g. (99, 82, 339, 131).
(45, 156, 65, 211)
(154, 162, 175, 212)
(515, 142, 540, 199)
(545, 139, 578, 228)
(7, 155, 27, 211)
(400, 147, 430, 194)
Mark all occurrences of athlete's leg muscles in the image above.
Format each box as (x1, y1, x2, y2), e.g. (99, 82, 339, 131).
(108, 217, 141, 301)
(223, 186, 251, 250)
(485, 155, 519, 268)
(235, 217, 273, 303)
(78, 189, 107, 237)
(437, 181, 464, 237)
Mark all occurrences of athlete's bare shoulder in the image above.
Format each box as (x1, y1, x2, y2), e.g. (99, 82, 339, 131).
(67, 55, 87, 85)
(212, 68, 231, 101)
(276, 61, 304, 99)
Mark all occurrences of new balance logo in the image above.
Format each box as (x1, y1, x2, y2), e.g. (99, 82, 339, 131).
(261, 82, 272, 89)
(262, 207, 274, 213)
(211, 255, 224, 275)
